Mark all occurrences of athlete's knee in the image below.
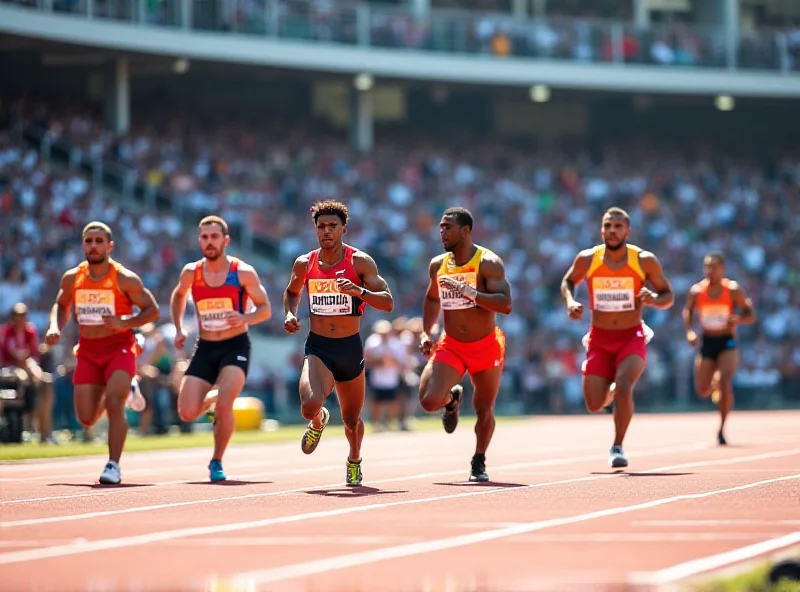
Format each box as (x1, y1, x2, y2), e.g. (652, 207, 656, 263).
(341, 413, 361, 432)
(696, 380, 712, 397)
(300, 398, 323, 421)
(177, 398, 203, 422)
(76, 408, 96, 428)
(419, 391, 446, 413)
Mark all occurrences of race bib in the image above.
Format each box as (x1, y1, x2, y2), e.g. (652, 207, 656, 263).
(196, 298, 233, 331)
(75, 289, 116, 326)
(439, 271, 477, 310)
(700, 304, 731, 331)
(308, 279, 353, 316)
(592, 277, 635, 312)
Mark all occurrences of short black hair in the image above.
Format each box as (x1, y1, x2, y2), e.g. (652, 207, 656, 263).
(603, 207, 630, 225)
(705, 251, 725, 265)
(442, 207, 473, 230)
(311, 200, 348, 225)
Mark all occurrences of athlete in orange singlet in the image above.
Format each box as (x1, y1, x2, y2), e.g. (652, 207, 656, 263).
(45, 222, 160, 484)
(418, 207, 512, 483)
(170, 215, 271, 482)
(561, 208, 674, 468)
(682, 252, 756, 445)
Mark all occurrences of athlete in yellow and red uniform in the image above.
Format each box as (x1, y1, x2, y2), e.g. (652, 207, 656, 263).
(561, 207, 674, 468)
(418, 207, 512, 483)
(46, 222, 160, 484)
(683, 251, 756, 445)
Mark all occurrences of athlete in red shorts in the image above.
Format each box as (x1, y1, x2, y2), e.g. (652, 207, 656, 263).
(45, 222, 160, 484)
(561, 207, 674, 468)
(418, 207, 512, 482)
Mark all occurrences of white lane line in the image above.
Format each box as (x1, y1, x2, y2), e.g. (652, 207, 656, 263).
(0, 445, 794, 565)
(219, 474, 800, 589)
(0, 442, 706, 527)
(627, 531, 800, 586)
(167, 536, 408, 546)
(634, 520, 800, 527)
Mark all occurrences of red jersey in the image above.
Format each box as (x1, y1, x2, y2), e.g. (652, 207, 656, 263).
(0, 322, 39, 367)
(190, 257, 251, 332)
(304, 244, 365, 317)
(695, 278, 735, 332)
(72, 259, 135, 331)
(586, 244, 646, 315)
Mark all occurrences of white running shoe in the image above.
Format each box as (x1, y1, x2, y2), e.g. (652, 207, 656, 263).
(609, 445, 628, 469)
(99, 461, 122, 484)
(126, 378, 146, 413)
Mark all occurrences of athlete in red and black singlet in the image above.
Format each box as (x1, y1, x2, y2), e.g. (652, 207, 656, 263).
(303, 245, 366, 319)
(190, 257, 251, 333)
(283, 202, 395, 487)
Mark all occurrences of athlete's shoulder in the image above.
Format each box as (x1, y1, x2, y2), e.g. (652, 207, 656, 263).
(578, 245, 602, 259)
(689, 279, 708, 294)
(723, 278, 741, 291)
(232, 257, 258, 275)
(429, 253, 448, 268)
(476, 245, 504, 266)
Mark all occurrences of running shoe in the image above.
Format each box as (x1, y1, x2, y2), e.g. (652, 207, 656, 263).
(208, 459, 226, 482)
(442, 385, 463, 434)
(126, 378, 146, 413)
(99, 460, 122, 485)
(346, 458, 363, 486)
(608, 445, 628, 469)
(301, 407, 330, 454)
(469, 454, 489, 482)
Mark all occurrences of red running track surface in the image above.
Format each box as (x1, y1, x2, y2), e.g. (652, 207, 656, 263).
(1, 410, 800, 592)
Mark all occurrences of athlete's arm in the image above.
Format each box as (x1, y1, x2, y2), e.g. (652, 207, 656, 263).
(283, 255, 309, 318)
(237, 263, 272, 326)
(46, 269, 77, 343)
(639, 252, 675, 310)
(560, 250, 593, 319)
(422, 256, 444, 338)
(682, 287, 698, 334)
(469, 253, 512, 315)
(682, 286, 699, 345)
(560, 250, 593, 306)
(170, 264, 196, 335)
(115, 269, 161, 329)
(730, 281, 756, 326)
(351, 252, 394, 313)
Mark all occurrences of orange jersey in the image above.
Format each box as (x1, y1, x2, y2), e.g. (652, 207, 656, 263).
(695, 278, 734, 332)
(72, 259, 134, 328)
(586, 244, 646, 313)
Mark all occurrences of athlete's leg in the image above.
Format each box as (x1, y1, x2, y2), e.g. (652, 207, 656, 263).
(611, 354, 645, 448)
(715, 348, 739, 442)
(300, 355, 335, 428)
(211, 366, 246, 462)
(418, 359, 463, 412)
(334, 370, 366, 463)
(694, 354, 718, 398)
(583, 374, 614, 413)
(177, 375, 214, 422)
(470, 365, 503, 456)
(104, 369, 133, 465)
(74, 384, 106, 428)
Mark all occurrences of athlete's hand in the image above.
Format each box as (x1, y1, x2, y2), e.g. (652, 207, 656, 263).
(639, 288, 657, 306)
(174, 331, 187, 351)
(419, 332, 434, 356)
(102, 315, 127, 332)
(727, 315, 739, 329)
(438, 276, 464, 294)
(45, 326, 61, 346)
(335, 278, 363, 297)
(566, 299, 583, 320)
(224, 310, 246, 328)
(284, 312, 301, 334)
(686, 330, 698, 347)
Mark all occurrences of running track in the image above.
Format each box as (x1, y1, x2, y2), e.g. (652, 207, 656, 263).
(2, 411, 800, 592)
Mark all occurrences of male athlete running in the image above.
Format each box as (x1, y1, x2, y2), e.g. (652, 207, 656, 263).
(561, 207, 674, 468)
(283, 200, 394, 486)
(683, 251, 756, 445)
(418, 207, 512, 482)
(45, 222, 160, 484)
(170, 215, 272, 482)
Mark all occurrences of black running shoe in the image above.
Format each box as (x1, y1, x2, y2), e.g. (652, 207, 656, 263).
(442, 385, 463, 434)
(718, 429, 727, 446)
(469, 454, 489, 482)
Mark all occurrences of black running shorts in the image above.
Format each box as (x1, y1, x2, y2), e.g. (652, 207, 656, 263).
(304, 331, 364, 383)
(185, 332, 251, 385)
(700, 333, 737, 362)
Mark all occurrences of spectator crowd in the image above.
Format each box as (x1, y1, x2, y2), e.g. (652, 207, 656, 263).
(2, 93, 799, 443)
